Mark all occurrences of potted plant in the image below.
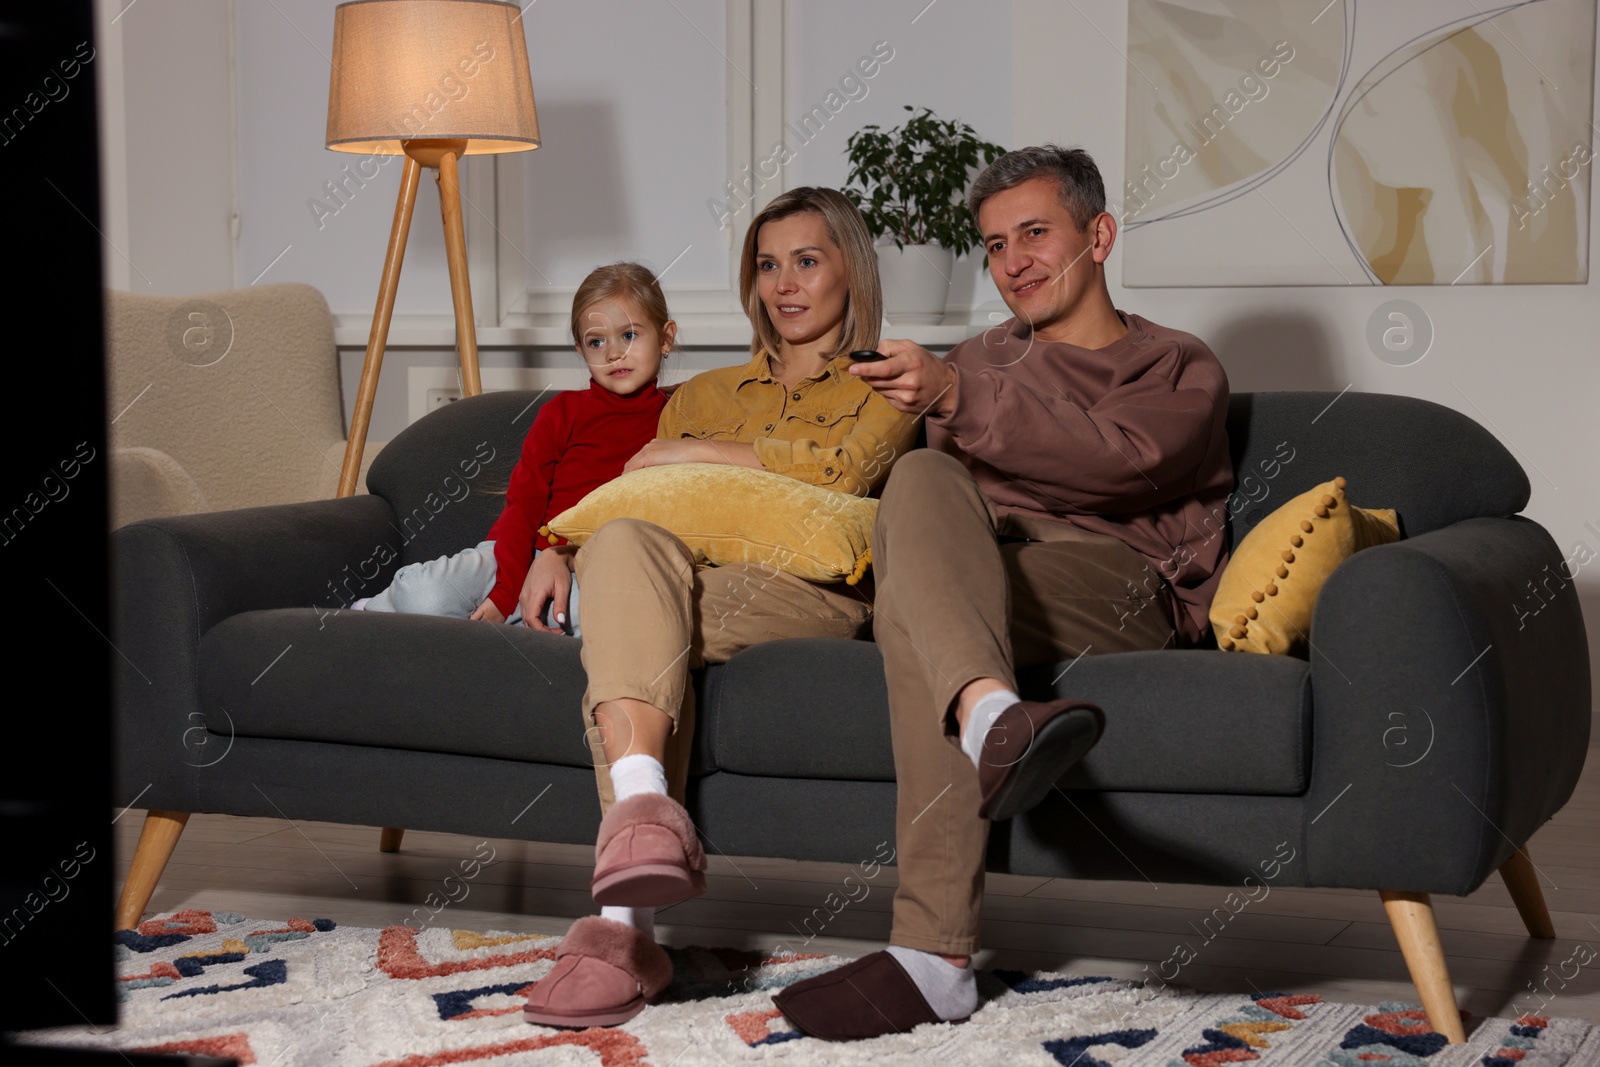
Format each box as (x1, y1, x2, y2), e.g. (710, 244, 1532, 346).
(843, 106, 1005, 324)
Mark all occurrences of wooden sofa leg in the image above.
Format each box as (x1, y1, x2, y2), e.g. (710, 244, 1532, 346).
(115, 810, 190, 930)
(1498, 847, 1556, 939)
(380, 827, 405, 853)
(1380, 891, 1466, 1043)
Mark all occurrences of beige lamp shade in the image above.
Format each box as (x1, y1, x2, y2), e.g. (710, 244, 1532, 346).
(326, 0, 539, 155)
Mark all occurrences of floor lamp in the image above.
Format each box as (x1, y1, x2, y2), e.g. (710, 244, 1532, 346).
(326, 0, 540, 498)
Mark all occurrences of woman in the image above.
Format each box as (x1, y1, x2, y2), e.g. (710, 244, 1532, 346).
(523, 188, 921, 1029)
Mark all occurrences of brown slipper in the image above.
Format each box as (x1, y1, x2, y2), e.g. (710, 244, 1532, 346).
(591, 793, 708, 908)
(522, 916, 673, 1028)
(976, 699, 1105, 822)
(772, 950, 951, 1041)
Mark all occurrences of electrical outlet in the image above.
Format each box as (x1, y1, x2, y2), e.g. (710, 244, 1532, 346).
(425, 382, 513, 413)
(426, 387, 462, 412)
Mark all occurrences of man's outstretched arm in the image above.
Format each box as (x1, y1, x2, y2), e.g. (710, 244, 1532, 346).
(852, 338, 1226, 514)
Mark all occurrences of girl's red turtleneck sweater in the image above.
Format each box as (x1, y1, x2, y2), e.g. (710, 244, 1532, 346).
(485, 379, 666, 616)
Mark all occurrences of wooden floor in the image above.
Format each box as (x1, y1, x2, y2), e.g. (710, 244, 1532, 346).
(116, 739, 1600, 1027)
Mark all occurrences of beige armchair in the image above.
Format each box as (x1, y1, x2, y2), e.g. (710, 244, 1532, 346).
(105, 283, 383, 527)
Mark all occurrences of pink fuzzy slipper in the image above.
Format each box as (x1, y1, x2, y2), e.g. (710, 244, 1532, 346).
(522, 916, 674, 1028)
(590, 793, 708, 908)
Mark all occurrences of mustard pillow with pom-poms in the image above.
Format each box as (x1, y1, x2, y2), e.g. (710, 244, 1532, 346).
(1210, 477, 1398, 656)
(544, 463, 876, 585)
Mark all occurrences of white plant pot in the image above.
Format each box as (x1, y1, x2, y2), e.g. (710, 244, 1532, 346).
(877, 243, 953, 325)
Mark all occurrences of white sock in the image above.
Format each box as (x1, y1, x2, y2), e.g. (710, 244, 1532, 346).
(960, 689, 1021, 769)
(600, 905, 655, 939)
(597, 757, 666, 941)
(609, 753, 669, 803)
(350, 598, 371, 611)
(886, 945, 977, 1021)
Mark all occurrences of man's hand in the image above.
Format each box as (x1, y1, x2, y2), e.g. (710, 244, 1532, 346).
(469, 598, 505, 623)
(848, 338, 958, 417)
(623, 438, 758, 473)
(518, 544, 577, 632)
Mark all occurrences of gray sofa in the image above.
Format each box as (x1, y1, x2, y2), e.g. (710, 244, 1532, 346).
(111, 388, 1591, 1042)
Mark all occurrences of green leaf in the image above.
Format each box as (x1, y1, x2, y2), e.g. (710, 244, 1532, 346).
(838, 106, 1006, 252)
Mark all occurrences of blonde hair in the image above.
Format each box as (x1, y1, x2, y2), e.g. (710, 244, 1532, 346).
(570, 262, 675, 351)
(739, 187, 881, 361)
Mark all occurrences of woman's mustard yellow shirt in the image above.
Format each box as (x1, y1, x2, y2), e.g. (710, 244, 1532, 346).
(658, 350, 921, 497)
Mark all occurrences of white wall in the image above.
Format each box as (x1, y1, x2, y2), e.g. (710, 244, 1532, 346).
(1013, 0, 1600, 697)
(518, 0, 728, 292)
(100, 0, 235, 294)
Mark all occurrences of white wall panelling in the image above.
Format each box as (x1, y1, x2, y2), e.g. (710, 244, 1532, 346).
(94, 0, 131, 292)
(488, 0, 758, 346)
(96, 0, 235, 295)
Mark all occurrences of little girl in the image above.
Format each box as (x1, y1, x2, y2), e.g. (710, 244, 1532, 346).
(358, 262, 674, 634)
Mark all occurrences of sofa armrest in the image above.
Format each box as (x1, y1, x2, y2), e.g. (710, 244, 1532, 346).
(1304, 516, 1591, 895)
(113, 495, 398, 803)
(116, 495, 399, 632)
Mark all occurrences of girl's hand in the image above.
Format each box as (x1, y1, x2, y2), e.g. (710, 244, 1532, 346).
(623, 439, 759, 472)
(519, 544, 577, 632)
(469, 598, 505, 623)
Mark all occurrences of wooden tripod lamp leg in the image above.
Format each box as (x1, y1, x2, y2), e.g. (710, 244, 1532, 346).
(346, 141, 468, 850)
(1498, 847, 1556, 938)
(115, 810, 190, 930)
(1380, 891, 1467, 1043)
(436, 147, 482, 398)
(336, 154, 424, 499)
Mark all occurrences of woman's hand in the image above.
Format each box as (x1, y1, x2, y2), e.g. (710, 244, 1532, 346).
(518, 544, 578, 632)
(623, 439, 759, 472)
(469, 598, 505, 623)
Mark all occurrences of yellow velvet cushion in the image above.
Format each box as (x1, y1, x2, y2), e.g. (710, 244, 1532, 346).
(1211, 477, 1399, 656)
(544, 463, 876, 584)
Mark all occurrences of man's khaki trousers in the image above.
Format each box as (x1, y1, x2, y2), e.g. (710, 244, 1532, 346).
(876, 450, 1176, 955)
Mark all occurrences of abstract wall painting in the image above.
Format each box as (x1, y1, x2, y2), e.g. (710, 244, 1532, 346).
(1122, 0, 1597, 286)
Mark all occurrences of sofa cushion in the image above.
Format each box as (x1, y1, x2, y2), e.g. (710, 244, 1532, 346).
(706, 639, 1313, 795)
(1043, 650, 1312, 794)
(701, 639, 895, 783)
(202, 608, 605, 771)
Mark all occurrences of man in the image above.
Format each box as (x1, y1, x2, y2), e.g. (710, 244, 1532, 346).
(773, 145, 1234, 1040)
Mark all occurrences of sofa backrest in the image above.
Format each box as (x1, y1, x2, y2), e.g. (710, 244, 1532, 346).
(367, 389, 554, 567)
(1222, 391, 1529, 548)
(368, 388, 1533, 568)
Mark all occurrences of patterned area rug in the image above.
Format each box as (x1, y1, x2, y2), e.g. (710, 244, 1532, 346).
(18, 909, 1599, 1066)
